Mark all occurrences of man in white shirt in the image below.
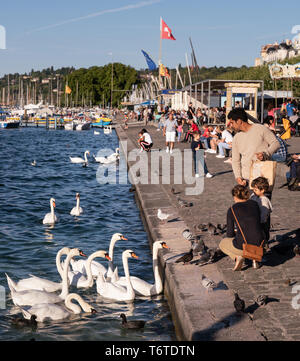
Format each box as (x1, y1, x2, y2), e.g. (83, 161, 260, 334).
(163, 113, 178, 154)
(216, 128, 233, 158)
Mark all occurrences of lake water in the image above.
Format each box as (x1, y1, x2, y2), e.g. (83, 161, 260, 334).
(0, 127, 175, 341)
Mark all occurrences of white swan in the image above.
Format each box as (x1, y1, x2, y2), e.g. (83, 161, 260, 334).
(68, 233, 127, 278)
(112, 241, 169, 296)
(96, 249, 138, 302)
(43, 198, 57, 225)
(70, 150, 90, 164)
(6, 247, 71, 292)
(70, 193, 83, 216)
(67, 250, 111, 288)
(93, 148, 120, 164)
(6, 248, 85, 306)
(20, 293, 97, 322)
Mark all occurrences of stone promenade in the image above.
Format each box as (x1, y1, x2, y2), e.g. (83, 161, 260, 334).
(116, 120, 300, 341)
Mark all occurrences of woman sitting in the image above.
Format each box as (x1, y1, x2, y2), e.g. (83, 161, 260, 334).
(219, 185, 265, 271)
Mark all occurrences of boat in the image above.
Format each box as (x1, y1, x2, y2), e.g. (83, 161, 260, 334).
(0, 119, 20, 128)
(91, 117, 112, 128)
(75, 121, 91, 131)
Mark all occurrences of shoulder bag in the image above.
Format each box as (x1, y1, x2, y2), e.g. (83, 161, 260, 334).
(231, 207, 264, 262)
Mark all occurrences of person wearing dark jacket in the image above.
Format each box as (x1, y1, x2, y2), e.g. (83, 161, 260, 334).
(219, 185, 265, 271)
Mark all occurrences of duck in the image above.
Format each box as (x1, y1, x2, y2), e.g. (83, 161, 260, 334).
(69, 150, 90, 165)
(70, 193, 83, 216)
(67, 233, 127, 278)
(11, 314, 37, 328)
(6, 247, 71, 292)
(93, 148, 120, 164)
(6, 248, 86, 306)
(120, 313, 146, 329)
(96, 250, 138, 302)
(112, 241, 169, 296)
(19, 293, 97, 322)
(94, 131, 100, 135)
(42, 198, 58, 225)
(31, 160, 36, 166)
(67, 250, 111, 288)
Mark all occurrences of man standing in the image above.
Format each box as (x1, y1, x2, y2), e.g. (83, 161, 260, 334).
(163, 113, 178, 154)
(228, 108, 280, 186)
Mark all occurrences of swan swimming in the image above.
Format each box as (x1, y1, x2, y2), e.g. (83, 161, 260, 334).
(96, 249, 138, 302)
(67, 233, 127, 278)
(93, 148, 120, 164)
(20, 293, 97, 322)
(70, 193, 83, 216)
(69, 150, 90, 165)
(67, 250, 111, 288)
(112, 241, 169, 296)
(43, 198, 57, 225)
(6, 248, 86, 306)
(6, 247, 71, 292)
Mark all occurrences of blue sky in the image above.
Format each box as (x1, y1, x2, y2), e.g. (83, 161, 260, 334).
(1, 0, 300, 76)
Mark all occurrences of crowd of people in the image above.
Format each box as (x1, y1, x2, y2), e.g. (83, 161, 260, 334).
(128, 103, 299, 273)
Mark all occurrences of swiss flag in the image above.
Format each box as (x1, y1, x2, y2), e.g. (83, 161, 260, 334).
(160, 18, 176, 40)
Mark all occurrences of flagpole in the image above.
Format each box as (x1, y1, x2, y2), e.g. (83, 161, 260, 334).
(158, 17, 163, 111)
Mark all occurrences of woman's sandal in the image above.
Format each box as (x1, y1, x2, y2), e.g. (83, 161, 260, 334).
(233, 256, 244, 271)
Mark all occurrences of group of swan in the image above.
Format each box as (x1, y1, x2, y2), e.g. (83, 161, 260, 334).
(42, 193, 83, 225)
(93, 148, 120, 164)
(6, 235, 169, 322)
(6, 248, 103, 322)
(70, 148, 120, 166)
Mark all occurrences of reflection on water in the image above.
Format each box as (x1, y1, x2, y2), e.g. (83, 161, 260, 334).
(0, 128, 176, 341)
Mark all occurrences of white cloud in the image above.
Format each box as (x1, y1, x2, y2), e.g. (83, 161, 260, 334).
(26, 0, 161, 34)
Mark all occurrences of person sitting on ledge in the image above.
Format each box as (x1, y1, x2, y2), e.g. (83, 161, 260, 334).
(219, 185, 265, 271)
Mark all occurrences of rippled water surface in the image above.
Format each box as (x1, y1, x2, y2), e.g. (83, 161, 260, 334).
(0, 127, 175, 341)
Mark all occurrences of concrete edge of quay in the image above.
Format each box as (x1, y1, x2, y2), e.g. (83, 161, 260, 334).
(115, 124, 265, 341)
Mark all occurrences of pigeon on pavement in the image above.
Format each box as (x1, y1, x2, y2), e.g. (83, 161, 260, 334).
(201, 274, 217, 291)
(182, 229, 194, 241)
(233, 293, 245, 313)
(175, 249, 193, 265)
(256, 295, 268, 306)
(157, 208, 171, 222)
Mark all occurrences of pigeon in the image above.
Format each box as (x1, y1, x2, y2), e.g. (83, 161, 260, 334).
(256, 295, 268, 306)
(233, 293, 245, 313)
(195, 251, 213, 266)
(201, 274, 217, 291)
(120, 313, 146, 329)
(207, 223, 218, 235)
(171, 187, 177, 194)
(293, 245, 300, 257)
(217, 224, 227, 233)
(182, 229, 194, 241)
(191, 238, 207, 255)
(197, 223, 207, 232)
(31, 160, 36, 166)
(157, 208, 171, 222)
(175, 249, 193, 265)
(176, 196, 193, 208)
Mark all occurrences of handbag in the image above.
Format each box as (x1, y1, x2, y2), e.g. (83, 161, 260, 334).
(249, 160, 277, 191)
(231, 207, 264, 262)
